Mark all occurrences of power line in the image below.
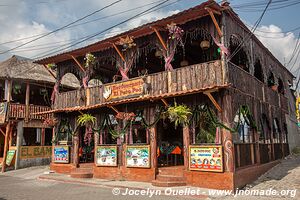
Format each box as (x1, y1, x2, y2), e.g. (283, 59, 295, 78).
(227, 0, 273, 61)
(33, 0, 175, 60)
(0, 0, 123, 55)
(286, 32, 300, 67)
(0, 0, 163, 46)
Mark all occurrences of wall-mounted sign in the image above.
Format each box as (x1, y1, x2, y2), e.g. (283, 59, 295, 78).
(20, 146, 52, 160)
(6, 150, 16, 166)
(189, 145, 223, 172)
(0, 102, 8, 124)
(126, 145, 150, 168)
(54, 146, 69, 163)
(96, 146, 117, 167)
(103, 78, 143, 101)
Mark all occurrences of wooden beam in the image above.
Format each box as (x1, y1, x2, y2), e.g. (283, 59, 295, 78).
(112, 43, 125, 62)
(0, 128, 5, 137)
(69, 55, 86, 72)
(204, 92, 222, 112)
(205, 7, 223, 37)
(109, 106, 119, 114)
(160, 98, 169, 107)
(25, 82, 30, 123)
(2, 122, 11, 173)
(42, 64, 57, 79)
(152, 27, 168, 51)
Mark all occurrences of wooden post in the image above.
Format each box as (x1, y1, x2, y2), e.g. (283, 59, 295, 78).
(73, 135, 79, 167)
(222, 91, 235, 172)
(51, 127, 55, 163)
(42, 64, 57, 79)
(205, 7, 223, 37)
(183, 126, 190, 170)
(41, 128, 45, 146)
(25, 82, 30, 122)
(2, 122, 11, 173)
(112, 43, 125, 62)
(70, 55, 85, 72)
(15, 121, 23, 170)
(5, 80, 12, 102)
(152, 27, 168, 51)
(150, 126, 157, 171)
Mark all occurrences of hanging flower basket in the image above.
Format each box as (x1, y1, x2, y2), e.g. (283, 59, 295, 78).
(166, 102, 192, 128)
(77, 113, 96, 127)
(84, 53, 96, 68)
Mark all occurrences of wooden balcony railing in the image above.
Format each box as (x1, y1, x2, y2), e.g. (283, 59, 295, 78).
(54, 60, 224, 110)
(9, 103, 51, 120)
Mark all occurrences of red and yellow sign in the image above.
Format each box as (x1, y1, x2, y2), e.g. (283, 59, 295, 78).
(103, 78, 143, 101)
(189, 145, 223, 172)
(20, 146, 52, 159)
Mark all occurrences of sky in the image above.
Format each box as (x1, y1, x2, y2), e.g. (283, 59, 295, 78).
(0, 0, 299, 77)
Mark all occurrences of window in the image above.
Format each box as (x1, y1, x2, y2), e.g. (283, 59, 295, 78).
(233, 106, 256, 143)
(267, 71, 275, 87)
(278, 78, 284, 94)
(229, 35, 249, 72)
(254, 59, 264, 82)
(260, 114, 271, 143)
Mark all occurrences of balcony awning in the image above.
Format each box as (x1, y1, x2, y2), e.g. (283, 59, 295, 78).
(33, 84, 230, 115)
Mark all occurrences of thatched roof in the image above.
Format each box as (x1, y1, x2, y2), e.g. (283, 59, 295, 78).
(0, 55, 79, 88)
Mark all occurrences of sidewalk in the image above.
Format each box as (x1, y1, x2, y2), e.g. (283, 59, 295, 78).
(39, 173, 211, 199)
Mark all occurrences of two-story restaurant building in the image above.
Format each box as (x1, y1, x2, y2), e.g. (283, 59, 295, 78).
(0, 55, 77, 172)
(35, 1, 296, 190)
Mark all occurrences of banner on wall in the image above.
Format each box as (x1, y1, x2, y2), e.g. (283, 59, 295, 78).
(103, 78, 144, 101)
(6, 150, 16, 166)
(0, 102, 8, 124)
(126, 145, 150, 168)
(54, 146, 69, 163)
(189, 145, 223, 172)
(20, 146, 52, 159)
(96, 146, 117, 166)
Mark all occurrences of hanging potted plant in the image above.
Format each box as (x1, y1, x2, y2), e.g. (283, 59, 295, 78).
(166, 102, 192, 128)
(84, 53, 96, 68)
(77, 114, 96, 145)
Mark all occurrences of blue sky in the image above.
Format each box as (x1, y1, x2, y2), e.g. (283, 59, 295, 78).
(0, 0, 299, 74)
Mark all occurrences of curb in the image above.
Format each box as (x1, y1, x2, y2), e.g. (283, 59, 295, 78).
(38, 176, 208, 199)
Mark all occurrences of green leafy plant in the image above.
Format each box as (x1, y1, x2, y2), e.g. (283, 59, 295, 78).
(77, 113, 96, 127)
(166, 102, 192, 128)
(84, 53, 96, 68)
(196, 110, 216, 143)
(46, 63, 57, 70)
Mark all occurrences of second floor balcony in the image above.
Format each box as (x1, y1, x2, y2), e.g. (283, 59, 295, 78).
(54, 60, 226, 110)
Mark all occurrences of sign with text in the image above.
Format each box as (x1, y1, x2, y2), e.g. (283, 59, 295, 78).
(96, 146, 117, 167)
(126, 145, 150, 168)
(0, 102, 8, 124)
(189, 145, 223, 172)
(6, 150, 16, 166)
(54, 146, 69, 163)
(103, 78, 143, 101)
(20, 146, 52, 159)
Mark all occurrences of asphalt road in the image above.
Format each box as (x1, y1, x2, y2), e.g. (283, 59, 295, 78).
(0, 173, 193, 200)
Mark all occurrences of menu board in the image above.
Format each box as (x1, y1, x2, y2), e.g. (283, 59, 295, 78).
(126, 145, 150, 168)
(0, 102, 8, 124)
(6, 150, 16, 166)
(189, 145, 223, 172)
(96, 146, 117, 166)
(54, 146, 69, 163)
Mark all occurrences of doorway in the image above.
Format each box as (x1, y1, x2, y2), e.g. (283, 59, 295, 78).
(79, 127, 94, 163)
(157, 120, 184, 167)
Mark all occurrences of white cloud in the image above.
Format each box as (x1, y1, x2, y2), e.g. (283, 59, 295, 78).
(254, 24, 300, 75)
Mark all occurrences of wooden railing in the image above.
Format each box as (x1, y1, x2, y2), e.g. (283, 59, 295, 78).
(228, 62, 289, 110)
(9, 103, 51, 120)
(54, 60, 224, 109)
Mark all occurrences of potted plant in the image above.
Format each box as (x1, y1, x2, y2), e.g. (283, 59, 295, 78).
(166, 102, 192, 128)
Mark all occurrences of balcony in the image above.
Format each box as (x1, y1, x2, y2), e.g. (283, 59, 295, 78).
(54, 60, 226, 110)
(9, 103, 52, 120)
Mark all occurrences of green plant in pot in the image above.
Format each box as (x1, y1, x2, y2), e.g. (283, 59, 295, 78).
(77, 113, 96, 127)
(166, 102, 192, 128)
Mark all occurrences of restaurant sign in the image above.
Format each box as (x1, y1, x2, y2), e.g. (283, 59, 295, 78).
(6, 150, 16, 166)
(54, 146, 69, 163)
(20, 146, 52, 159)
(0, 102, 8, 124)
(96, 146, 117, 166)
(126, 145, 150, 168)
(103, 78, 143, 101)
(189, 145, 223, 172)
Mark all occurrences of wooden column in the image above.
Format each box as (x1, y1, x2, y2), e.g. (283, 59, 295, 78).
(41, 128, 45, 146)
(15, 121, 24, 170)
(222, 91, 235, 172)
(51, 127, 55, 163)
(183, 126, 190, 170)
(150, 125, 157, 170)
(2, 122, 11, 173)
(73, 135, 79, 167)
(94, 131, 99, 163)
(25, 82, 30, 122)
(5, 80, 12, 102)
